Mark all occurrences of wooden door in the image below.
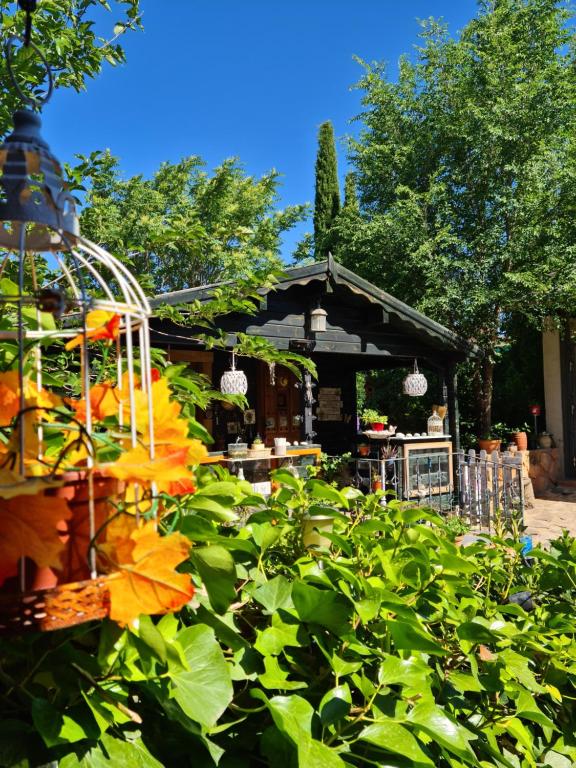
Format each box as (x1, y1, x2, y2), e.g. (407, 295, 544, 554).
(258, 363, 302, 445)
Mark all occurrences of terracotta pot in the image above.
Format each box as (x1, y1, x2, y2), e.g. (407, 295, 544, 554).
(32, 471, 124, 590)
(372, 479, 383, 491)
(478, 439, 501, 453)
(358, 445, 371, 457)
(371, 422, 385, 432)
(511, 431, 528, 451)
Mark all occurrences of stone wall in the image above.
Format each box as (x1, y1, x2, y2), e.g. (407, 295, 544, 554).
(528, 448, 560, 495)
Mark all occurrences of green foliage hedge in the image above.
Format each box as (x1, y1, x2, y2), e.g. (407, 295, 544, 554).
(2, 470, 576, 767)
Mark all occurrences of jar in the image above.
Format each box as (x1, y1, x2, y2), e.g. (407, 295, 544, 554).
(538, 432, 553, 449)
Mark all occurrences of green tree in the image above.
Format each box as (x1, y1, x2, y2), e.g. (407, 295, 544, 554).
(313, 120, 340, 259)
(343, 171, 359, 213)
(0, 0, 141, 136)
(335, 0, 576, 435)
(77, 152, 308, 292)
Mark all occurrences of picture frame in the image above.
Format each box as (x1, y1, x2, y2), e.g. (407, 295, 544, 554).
(244, 409, 256, 425)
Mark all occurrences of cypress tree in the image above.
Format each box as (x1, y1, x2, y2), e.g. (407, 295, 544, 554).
(313, 121, 340, 259)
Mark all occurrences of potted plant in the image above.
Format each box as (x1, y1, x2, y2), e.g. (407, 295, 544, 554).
(478, 433, 501, 453)
(509, 424, 529, 451)
(361, 408, 387, 432)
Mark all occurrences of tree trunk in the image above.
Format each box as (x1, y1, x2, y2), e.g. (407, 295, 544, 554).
(474, 356, 494, 437)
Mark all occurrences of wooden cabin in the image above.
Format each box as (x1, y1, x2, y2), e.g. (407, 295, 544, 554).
(150, 257, 473, 456)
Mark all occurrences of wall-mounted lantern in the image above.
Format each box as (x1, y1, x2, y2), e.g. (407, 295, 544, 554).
(310, 303, 328, 334)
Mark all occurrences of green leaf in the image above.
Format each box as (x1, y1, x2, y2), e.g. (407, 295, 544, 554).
(307, 479, 349, 509)
(253, 692, 346, 767)
(447, 671, 484, 693)
(259, 655, 308, 690)
(184, 494, 238, 523)
(359, 721, 434, 765)
(408, 703, 476, 761)
(378, 655, 432, 690)
(386, 620, 447, 655)
(457, 621, 499, 645)
(253, 575, 293, 613)
(319, 684, 351, 726)
(292, 581, 352, 636)
(172, 625, 233, 727)
(190, 545, 237, 613)
(137, 615, 167, 662)
(31, 699, 87, 747)
(272, 469, 302, 491)
(59, 734, 164, 767)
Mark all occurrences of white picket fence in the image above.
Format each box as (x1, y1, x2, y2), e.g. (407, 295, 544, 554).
(455, 449, 525, 529)
(348, 448, 525, 528)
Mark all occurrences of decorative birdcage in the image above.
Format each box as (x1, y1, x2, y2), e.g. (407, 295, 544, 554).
(427, 408, 444, 435)
(220, 351, 248, 395)
(0, 35, 157, 631)
(403, 359, 428, 397)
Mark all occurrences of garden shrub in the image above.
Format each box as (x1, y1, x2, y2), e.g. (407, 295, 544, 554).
(1, 469, 576, 767)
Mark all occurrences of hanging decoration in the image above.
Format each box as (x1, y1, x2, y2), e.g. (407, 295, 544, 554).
(0, 16, 204, 632)
(403, 359, 428, 397)
(220, 351, 248, 396)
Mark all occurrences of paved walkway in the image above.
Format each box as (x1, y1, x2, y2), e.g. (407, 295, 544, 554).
(524, 486, 576, 544)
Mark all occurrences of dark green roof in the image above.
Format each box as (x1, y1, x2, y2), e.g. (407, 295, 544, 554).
(151, 256, 477, 358)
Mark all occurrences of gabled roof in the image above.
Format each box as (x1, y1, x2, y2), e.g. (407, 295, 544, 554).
(151, 255, 476, 357)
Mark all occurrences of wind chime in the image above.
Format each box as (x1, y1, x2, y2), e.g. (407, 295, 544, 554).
(0, 11, 157, 630)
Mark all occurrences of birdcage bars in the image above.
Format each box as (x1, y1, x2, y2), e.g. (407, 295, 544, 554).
(0, 41, 156, 627)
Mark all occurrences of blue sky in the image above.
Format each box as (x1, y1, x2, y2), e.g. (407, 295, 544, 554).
(44, 0, 480, 260)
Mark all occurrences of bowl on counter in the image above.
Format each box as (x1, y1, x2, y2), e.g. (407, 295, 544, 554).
(228, 442, 248, 458)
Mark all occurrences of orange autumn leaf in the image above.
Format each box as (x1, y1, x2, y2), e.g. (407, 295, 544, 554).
(0, 371, 61, 427)
(106, 521, 193, 626)
(0, 494, 71, 586)
(166, 477, 197, 496)
(65, 310, 121, 351)
(68, 382, 119, 423)
(478, 644, 497, 662)
(100, 444, 194, 486)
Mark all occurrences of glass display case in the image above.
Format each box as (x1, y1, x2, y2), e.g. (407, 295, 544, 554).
(387, 438, 453, 506)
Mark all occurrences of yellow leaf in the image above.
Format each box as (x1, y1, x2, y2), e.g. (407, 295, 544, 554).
(106, 521, 193, 626)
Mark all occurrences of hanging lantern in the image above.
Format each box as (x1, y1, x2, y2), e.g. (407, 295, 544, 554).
(403, 359, 428, 397)
(220, 352, 248, 396)
(0, 34, 157, 630)
(310, 302, 328, 333)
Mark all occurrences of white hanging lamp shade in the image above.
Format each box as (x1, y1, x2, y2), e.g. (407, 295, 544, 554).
(220, 352, 248, 396)
(403, 359, 428, 397)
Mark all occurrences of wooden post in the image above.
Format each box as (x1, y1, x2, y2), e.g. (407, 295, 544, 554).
(445, 364, 460, 452)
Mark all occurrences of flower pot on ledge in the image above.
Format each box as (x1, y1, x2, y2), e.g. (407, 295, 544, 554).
(371, 422, 385, 432)
(478, 438, 501, 453)
(511, 431, 528, 451)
